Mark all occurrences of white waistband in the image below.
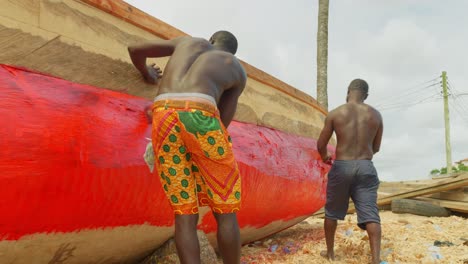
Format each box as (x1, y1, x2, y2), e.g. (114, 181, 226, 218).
(154, 93, 216, 105)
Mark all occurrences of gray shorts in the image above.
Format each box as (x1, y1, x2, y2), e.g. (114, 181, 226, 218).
(325, 160, 380, 230)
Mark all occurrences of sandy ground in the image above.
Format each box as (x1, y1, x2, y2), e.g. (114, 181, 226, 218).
(234, 211, 468, 264)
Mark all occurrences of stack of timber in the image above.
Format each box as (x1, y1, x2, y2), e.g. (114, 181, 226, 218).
(380, 173, 468, 216)
(313, 172, 468, 217)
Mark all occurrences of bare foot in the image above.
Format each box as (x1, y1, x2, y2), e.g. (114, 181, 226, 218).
(320, 250, 335, 261)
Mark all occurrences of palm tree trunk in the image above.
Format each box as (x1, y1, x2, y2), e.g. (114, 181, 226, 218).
(317, 0, 329, 110)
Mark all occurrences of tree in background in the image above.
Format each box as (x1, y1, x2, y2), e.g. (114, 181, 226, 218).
(317, 0, 329, 110)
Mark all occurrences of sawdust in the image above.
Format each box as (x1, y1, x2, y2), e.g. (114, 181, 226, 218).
(236, 211, 468, 264)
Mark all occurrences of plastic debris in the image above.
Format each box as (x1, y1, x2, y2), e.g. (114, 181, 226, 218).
(382, 248, 393, 259)
(433, 240, 454, 247)
(428, 245, 443, 260)
(345, 228, 353, 236)
(428, 245, 440, 252)
(431, 252, 443, 260)
(268, 244, 278, 252)
(143, 141, 155, 173)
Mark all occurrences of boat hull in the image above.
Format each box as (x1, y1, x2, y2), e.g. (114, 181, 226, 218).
(0, 65, 331, 263)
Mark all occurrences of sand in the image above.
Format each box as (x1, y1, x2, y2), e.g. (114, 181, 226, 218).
(236, 211, 468, 264)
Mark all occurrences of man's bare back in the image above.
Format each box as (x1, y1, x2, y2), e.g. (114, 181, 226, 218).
(128, 32, 246, 127)
(329, 102, 382, 160)
(317, 79, 383, 162)
(158, 38, 244, 100)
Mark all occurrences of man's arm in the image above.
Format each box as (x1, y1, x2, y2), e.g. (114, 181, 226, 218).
(127, 37, 186, 83)
(217, 68, 247, 128)
(317, 114, 334, 163)
(373, 116, 383, 154)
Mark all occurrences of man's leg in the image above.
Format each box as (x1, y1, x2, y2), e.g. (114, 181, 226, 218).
(352, 161, 381, 264)
(322, 161, 351, 261)
(175, 214, 200, 264)
(323, 218, 337, 260)
(213, 213, 240, 264)
(366, 222, 381, 264)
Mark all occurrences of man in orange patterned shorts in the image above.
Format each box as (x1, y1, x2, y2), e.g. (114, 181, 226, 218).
(128, 31, 246, 264)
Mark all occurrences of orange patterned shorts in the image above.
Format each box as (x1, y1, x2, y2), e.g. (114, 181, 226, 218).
(152, 99, 241, 215)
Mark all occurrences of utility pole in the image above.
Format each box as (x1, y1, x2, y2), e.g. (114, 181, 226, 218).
(442, 71, 453, 173)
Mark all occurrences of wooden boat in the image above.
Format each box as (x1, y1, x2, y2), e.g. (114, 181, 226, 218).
(0, 0, 334, 263)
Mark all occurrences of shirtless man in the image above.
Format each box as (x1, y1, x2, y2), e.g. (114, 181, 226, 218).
(128, 31, 246, 264)
(317, 79, 383, 264)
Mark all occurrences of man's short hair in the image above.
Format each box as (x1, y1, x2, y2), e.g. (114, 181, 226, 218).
(211, 30, 238, 54)
(348, 79, 369, 95)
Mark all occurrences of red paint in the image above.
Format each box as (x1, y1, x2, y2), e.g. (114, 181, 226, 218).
(0, 64, 332, 241)
(199, 123, 332, 233)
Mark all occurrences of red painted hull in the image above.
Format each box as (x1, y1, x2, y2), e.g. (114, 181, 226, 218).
(0, 64, 330, 261)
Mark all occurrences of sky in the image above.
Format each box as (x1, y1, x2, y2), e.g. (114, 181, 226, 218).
(125, 0, 468, 181)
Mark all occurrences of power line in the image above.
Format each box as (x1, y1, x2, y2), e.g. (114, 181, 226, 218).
(373, 77, 441, 107)
(380, 93, 442, 111)
(450, 95, 468, 113)
(451, 96, 468, 115)
(375, 82, 440, 109)
(447, 78, 468, 114)
(450, 101, 468, 124)
(450, 97, 468, 121)
(447, 78, 468, 99)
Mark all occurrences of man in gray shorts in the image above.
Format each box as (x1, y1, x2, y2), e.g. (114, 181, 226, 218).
(317, 79, 383, 264)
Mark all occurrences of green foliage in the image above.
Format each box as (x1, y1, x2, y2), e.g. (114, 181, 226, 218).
(440, 167, 447, 174)
(458, 163, 468, 171)
(430, 163, 467, 175)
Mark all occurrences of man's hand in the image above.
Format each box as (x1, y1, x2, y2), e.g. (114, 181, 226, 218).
(143, 63, 163, 84)
(321, 153, 333, 165)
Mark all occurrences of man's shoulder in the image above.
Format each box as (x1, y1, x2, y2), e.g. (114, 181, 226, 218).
(365, 104, 382, 118)
(173, 36, 209, 46)
(208, 51, 245, 73)
(327, 104, 351, 120)
(330, 104, 347, 114)
(325, 108, 339, 121)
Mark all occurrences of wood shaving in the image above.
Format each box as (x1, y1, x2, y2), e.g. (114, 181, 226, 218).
(234, 211, 468, 264)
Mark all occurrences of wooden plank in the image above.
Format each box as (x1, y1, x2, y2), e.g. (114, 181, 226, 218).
(78, 0, 186, 39)
(313, 173, 468, 217)
(431, 172, 462, 180)
(0, 19, 58, 64)
(0, 0, 40, 26)
(413, 197, 468, 213)
(12, 35, 159, 99)
(40, 0, 155, 60)
(379, 174, 466, 194)
(380, 175, 461, 188)
(427, 189, 468, 202)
